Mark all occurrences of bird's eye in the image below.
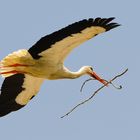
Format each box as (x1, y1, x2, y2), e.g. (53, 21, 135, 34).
(90, 67, 93, 71)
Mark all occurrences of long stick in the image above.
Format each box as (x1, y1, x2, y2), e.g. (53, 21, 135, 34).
(61, 68, 128, 118)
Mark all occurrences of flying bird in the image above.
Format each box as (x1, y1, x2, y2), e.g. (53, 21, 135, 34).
(0, 17, 120, 117)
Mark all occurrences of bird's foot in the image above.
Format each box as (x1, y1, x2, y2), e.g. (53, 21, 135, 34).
(0, 70, 19, 75)
(0, 63, 28, 68)
(0, 63, 27, 77)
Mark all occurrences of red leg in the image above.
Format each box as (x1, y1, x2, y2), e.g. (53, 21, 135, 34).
(0, 63, 29, 68)
(0, 70, 26, 75)
(0, 70, 18, 75)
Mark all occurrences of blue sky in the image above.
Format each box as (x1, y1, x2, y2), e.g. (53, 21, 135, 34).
(0, 0, 139, 139)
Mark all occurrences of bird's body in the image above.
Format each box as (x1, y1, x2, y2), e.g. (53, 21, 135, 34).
(0, 17, 120, 117)
(0, 49, 96, 80)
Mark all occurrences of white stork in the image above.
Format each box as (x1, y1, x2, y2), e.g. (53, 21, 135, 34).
(0, 17, 120, 117)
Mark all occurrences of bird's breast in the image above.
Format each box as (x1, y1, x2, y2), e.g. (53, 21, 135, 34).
(28, 60, 62, 79)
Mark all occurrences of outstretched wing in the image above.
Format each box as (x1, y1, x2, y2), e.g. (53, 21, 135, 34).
(0, 74, 44, 117)
(28, 17, 120, 65)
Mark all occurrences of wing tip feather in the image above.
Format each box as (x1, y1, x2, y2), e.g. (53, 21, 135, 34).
(89, 17, 120, 31)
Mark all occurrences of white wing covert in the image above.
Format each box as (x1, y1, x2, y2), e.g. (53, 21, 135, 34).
(0, 74, 44, 117)
(28, 17, 120, 65)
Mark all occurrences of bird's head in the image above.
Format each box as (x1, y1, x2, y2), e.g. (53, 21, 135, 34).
(81, 66, 108, 86)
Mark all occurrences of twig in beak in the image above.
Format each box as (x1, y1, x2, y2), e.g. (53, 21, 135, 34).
(80, 78, 95, 92)
(80, 78, 122, 93)
(61, 68, 128, 118)
(103, 79, 122, 90)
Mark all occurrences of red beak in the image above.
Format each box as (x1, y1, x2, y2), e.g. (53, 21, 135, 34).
(90, 71, 108, 86)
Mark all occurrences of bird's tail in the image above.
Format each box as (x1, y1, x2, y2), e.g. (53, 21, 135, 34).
(0, 49, 34, 77)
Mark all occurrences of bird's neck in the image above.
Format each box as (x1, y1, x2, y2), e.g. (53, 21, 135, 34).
(62, 67, 86, 79)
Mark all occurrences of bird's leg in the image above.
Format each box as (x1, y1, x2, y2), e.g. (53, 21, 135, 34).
(0, 63, 29, 68)
(0, 70, 24, 75)
(0, 63, 29, 77)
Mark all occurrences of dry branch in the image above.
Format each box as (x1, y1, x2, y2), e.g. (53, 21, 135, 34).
(61, 68, 128, 118)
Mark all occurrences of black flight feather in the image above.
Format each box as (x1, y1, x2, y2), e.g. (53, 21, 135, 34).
(28, 17, 120, 59)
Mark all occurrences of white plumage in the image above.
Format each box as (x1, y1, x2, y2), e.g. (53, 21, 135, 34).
(15, 74, 44, 105)
(0, 17, 120, 117)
